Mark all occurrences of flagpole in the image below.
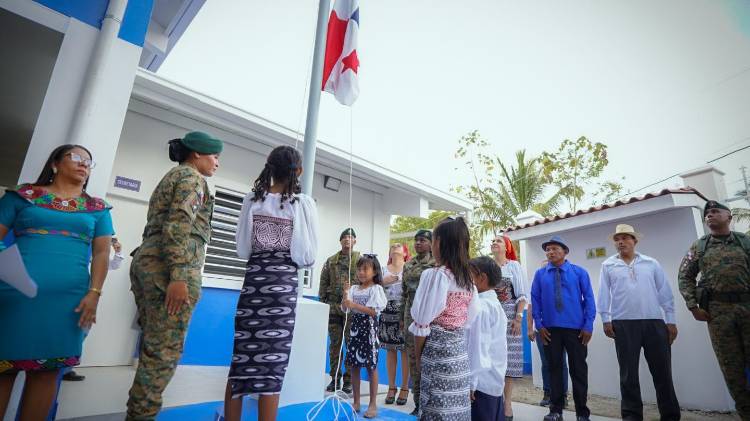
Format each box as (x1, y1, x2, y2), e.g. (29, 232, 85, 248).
(300, 0, 331, 196)
(298, 0, 330, 297)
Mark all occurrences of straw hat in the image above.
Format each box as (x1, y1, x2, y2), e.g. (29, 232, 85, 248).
(609, 224, 642, 241)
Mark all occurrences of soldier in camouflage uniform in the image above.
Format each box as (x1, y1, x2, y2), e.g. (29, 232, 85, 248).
(679, 200, 750, 420)
(126, 132, 222, 421)
(319, 228, 360, 393)
(401, 229, 435, 416)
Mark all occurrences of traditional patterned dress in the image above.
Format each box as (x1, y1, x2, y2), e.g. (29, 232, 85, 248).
(0, 185, 113, 373)
(409, 267, 480, 421)
(496, 260, 527, 378)
(230, 192, 318, 398)
(378, 267, 405, 350)
(344, 284, 387, 369)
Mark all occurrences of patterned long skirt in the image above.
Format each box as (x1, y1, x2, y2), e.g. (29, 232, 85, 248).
(502, 300, 524, 378)
(420, 326, 471, 421)
(228, 251, 298, 398)
(378, 299, 404, 350)
(345, 312, 379, 370)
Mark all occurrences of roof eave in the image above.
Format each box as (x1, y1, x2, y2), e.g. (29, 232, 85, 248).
(130, 69, 471, 212)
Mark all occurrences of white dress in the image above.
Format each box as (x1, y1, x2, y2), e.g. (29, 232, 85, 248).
(344, 284, 387, 369)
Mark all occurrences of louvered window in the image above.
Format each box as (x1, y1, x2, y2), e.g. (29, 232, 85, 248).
(203, 187, 246, 282)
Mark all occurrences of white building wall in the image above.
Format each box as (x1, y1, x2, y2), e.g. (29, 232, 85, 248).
(521, 208, 734, 411)
(82, 108, 396, 366)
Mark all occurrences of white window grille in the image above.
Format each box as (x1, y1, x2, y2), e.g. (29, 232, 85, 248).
(203, 186, 246, 283)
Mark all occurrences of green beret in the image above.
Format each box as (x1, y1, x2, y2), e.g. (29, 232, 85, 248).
(704, 200, 730, 216)
(180, 131, 223, 154)
(415, 229, 432, 241)
(340, 228, 356, 240)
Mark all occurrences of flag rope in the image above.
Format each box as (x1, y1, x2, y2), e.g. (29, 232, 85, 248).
(306, 106, 358, 421)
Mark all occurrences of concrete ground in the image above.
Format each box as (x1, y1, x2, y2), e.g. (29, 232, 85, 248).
(4, 365, 737, 420)
(511, 376, 739, 421)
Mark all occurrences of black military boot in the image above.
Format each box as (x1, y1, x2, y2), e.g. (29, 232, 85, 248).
(325, 379, 337, 392)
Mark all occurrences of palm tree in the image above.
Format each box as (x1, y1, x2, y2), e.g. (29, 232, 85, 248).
(472, 150, 561, 237)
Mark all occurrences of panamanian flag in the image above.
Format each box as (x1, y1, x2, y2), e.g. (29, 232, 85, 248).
(322, 0, 359, 106)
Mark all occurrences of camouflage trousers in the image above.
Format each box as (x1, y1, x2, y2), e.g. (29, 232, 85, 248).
(126, 256, 201, 421)
(404, 304, 421, 408)
(328, 313, 352, 384)
(707, 301, 750, 420)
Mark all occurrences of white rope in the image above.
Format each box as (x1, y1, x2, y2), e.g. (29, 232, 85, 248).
(306, 106, 358, 421)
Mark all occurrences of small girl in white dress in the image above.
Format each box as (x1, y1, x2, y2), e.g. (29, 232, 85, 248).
(342, 254, 387, 418)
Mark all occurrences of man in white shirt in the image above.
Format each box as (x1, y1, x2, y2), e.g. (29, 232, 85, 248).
(467, 256, 508, 421)
(597, 224, 680, 421)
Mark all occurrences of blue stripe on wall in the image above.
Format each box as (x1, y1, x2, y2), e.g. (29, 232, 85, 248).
(182, 289, 531, 383)
(33, 0, 154, 47)
(118, 0, 154, 47)
(34, 0, 109, 29)
(180, 287, 238, 366)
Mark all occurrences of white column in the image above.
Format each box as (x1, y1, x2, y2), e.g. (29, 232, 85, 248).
(19, 0, 145, 199)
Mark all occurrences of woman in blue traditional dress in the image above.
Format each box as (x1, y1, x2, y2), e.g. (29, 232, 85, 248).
(0, 145, 114, 420)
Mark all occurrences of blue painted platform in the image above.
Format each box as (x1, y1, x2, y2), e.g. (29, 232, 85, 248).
(157, 398, 415, 421)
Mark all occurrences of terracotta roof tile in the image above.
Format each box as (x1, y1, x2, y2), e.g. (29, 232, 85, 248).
(505, 187, 708, 232)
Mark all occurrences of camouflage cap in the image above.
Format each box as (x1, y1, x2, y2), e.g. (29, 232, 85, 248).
(704, 200, 730, 216)
(180, 131, 223, 154)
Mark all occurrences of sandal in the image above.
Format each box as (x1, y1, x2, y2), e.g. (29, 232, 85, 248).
(385, 387, 397, 404)
(396, 388, 409, 406)
(364, 407, 378, 418)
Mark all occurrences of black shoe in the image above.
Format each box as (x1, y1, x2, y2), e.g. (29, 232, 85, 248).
(325, 379, 337, 392)
(409, 406, 419, 417)
(342, 381, 352, 394)
(543, 412, 564, 421)
(539, 393, 551, 407)
(62, 371, 85, 381)
(576, 417, 590, 421)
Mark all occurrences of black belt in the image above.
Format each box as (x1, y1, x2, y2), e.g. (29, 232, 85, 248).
(711, 292, 750, 303)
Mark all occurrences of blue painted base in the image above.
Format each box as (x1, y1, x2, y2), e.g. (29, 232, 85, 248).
(156, 398, 415, 421)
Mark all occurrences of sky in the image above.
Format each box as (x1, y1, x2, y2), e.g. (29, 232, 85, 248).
(159, 0, 750, 211)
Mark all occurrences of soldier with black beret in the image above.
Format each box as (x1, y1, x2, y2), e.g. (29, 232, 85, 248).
(679, 200, 750, 420)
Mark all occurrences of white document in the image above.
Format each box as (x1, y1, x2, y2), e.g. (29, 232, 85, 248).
(0, 244, 37, 298)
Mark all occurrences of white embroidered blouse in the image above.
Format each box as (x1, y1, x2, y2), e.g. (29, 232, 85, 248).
(408, 266, 480, 337)
(341, 284, 388, 315)
(235, 192, 318, 268)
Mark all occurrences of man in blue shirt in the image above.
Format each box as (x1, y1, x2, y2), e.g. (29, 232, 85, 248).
(532, 236, 596, 421)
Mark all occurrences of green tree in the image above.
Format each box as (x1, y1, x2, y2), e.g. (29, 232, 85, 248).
(453, 131, 560, 238)
(390, 210, 482, 257)
(390, 210, 455, 234)
(732, 208, 750, 234)
(539, 136, 624, 212)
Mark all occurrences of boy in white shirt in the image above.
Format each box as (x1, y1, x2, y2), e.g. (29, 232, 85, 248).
(467, 256, 509, 421)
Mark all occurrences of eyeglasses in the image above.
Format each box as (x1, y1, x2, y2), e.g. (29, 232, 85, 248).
(66, 152, 96, 169)
(362, 253, 378, 258)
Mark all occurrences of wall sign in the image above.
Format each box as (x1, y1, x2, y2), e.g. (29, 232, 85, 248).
(586, 247, 607, 259)
(114, 176, 141, 192)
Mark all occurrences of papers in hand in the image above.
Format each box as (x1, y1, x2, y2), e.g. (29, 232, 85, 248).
(0, 244, 37, 298)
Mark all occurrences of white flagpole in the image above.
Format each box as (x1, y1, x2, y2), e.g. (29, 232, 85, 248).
(298, 0, 331, 297)
(300, 0, 332, 196)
